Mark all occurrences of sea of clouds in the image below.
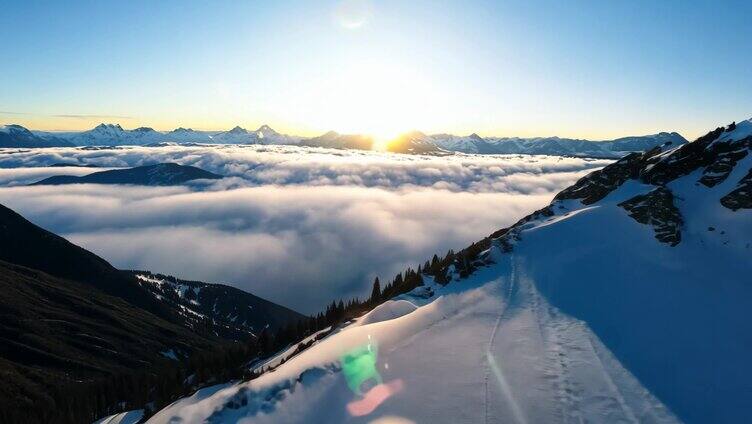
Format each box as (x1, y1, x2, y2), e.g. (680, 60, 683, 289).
(0, 145, 610, 312)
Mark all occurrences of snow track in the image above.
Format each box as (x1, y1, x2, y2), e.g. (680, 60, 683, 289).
(150, 258, 679, 424)
(482, 256, 677, 424)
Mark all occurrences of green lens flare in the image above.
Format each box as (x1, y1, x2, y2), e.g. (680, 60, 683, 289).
(340, 340, 382, 395)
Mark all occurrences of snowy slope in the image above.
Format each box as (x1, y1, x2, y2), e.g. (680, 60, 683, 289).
(149, 267, 676, 424)
(67, 124, 168, 146)
(148, 120, 750, 423)
(93, 410, 144, 424)
(0, 124, 74, 147)
(56, 124, 300, 146)
(164, 128, 214, 143)
(211, 125, 301, 145)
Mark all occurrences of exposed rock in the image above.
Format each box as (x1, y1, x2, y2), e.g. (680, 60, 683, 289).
(640, 127, 726, 185)
(618, 187, 683, 246)
(696, 133, 752, 188)
(698, 145, 749, 187)
(555, 151, 650, 205)
(720, 168, 752, 211)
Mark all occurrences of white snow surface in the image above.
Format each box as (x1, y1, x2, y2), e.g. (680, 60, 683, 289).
(147, 139, 751, 423)
(714, 117, 752, 144)
(93, 409, 144, 424)
(149, 262, 677, 424)
(358, 300, 418, 326)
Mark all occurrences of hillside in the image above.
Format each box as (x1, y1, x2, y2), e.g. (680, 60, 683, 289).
(30, 163, 222, 186)
(0, 202, 306, 422)
(148, 119, 751, 423)
(0, 202, 302, 338)
(0, 260, 215, 422)
(130, 271, 304, 339)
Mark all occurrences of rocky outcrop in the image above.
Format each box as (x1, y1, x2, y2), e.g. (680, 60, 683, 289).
(557, 124, 751, 208)
(720, 168, 752, 211)
(618, 187, 683, 246)
(639, 126, 726, 185)
(555, 150, 657, 205)
(698, 143, 749, 187)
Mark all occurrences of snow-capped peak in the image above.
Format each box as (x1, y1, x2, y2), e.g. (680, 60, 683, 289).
(227, 126, 248, 134)
(93, 123, 124, 132)
(0, 124, 31, 135)
(715, 118, 752, 144)
(255, 124, 278, 139)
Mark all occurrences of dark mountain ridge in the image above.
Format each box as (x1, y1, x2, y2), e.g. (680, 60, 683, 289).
(0, 202, 305, 422)
(31, 162, 222, 186)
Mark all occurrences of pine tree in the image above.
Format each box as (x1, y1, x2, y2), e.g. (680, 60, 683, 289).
(370, 277, 381, 303)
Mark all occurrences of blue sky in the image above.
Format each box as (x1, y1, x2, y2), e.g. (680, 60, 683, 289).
(1, 0, 751, 139)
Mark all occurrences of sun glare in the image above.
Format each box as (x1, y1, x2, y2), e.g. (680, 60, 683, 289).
(334, 0, 372, 30)
(292, 60, 443, 147)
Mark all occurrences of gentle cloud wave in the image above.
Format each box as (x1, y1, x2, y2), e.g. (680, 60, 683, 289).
(0, 146, 609, 312)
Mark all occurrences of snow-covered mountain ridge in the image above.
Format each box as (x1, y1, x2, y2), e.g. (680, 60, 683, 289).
(428, 131, 687, 157)
(145, 119, 751, 423)
(132, 271, 304, 341)
(1, 124, 74, 147)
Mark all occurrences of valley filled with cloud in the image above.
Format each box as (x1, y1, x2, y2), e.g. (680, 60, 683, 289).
(0, 146, 609, 312)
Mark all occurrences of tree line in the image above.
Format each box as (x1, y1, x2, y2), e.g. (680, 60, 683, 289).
(10, 244, 487, 424)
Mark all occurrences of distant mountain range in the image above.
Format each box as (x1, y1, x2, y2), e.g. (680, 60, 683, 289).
(396, 130, 688, 157)
(1, 122, 688, 158)
(0, 124, 74, 148)
(31, 163, 222, 186)
(299, 130, 374, 150)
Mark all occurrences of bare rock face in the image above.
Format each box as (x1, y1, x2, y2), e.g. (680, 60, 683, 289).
(721, 168, 752, 211)
(698, 144, 749, 187)
(554, 151, 650, 205)
(618, 187, 683, 246)
(639, 127, 725, 185)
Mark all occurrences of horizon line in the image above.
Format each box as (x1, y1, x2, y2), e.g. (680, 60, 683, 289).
(1, 120, 696, 142)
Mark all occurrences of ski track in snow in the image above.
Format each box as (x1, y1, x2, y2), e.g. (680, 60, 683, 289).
(484, 256, 525, 424)
(147, 254, 680, 424)
(481, 255, 676, 424)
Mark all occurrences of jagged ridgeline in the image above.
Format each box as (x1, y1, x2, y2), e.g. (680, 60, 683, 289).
(422, 121, 750, 280)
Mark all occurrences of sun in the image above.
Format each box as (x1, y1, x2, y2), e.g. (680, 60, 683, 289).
(316, 62, 431, 145)
(277, 59, 448, 144)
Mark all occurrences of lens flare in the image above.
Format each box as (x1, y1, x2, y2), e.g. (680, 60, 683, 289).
(334, 0, 372, 30)
(341, 337, 404, 416)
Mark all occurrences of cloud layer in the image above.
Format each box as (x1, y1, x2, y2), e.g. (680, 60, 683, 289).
(0, 146, 609, 312)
